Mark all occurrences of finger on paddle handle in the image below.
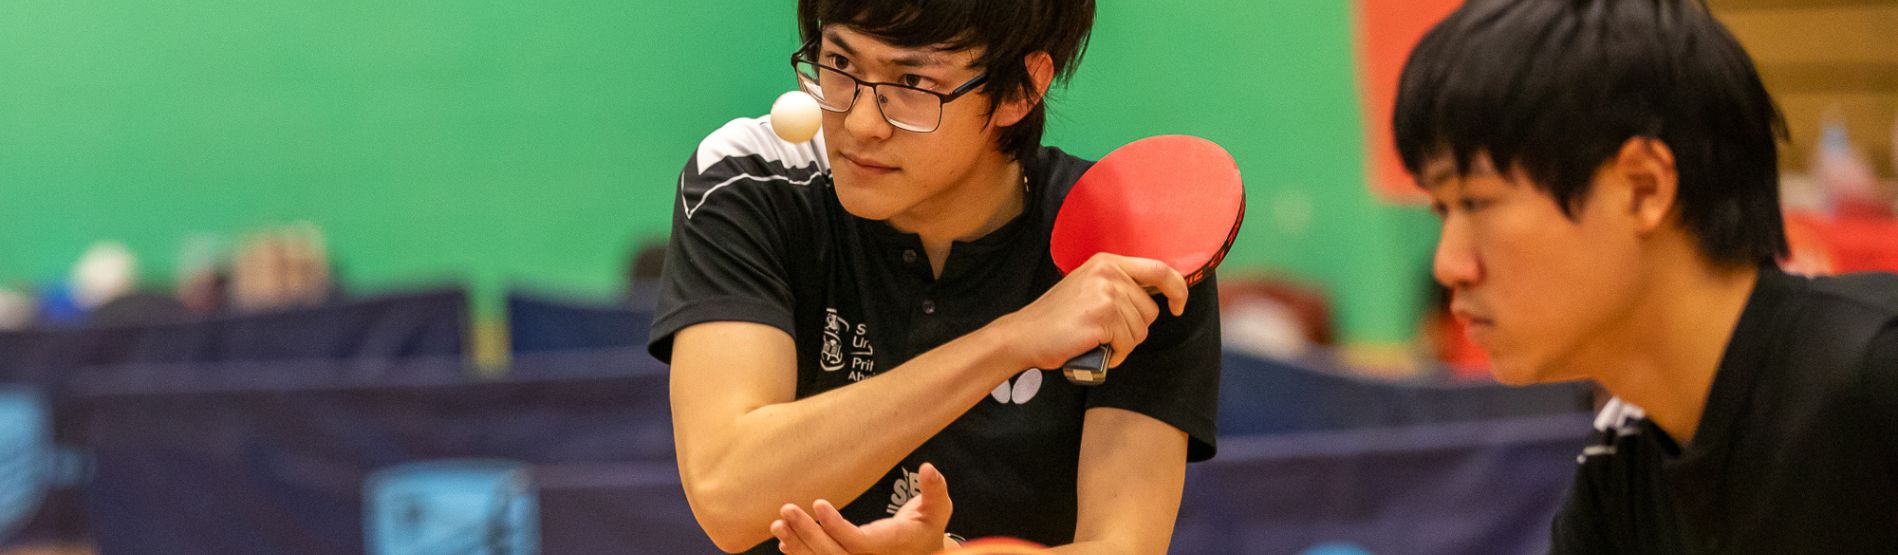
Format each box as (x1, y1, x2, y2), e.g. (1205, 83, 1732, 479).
(1059, 258, 1187, 385)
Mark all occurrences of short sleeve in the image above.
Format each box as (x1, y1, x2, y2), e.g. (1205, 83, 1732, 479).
(1084, 272, 1222, 461)
(646, 118, 826, 362)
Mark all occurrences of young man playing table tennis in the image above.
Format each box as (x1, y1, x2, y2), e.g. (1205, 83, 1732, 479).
(647, 1, 1221, 553)
(1395, 0, 1898, 552)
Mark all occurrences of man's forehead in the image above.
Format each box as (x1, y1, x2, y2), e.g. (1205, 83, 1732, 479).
(821, 25, 981, 69)
(1419, 158, 1458, 190)
(1419, 153, 1503, 190)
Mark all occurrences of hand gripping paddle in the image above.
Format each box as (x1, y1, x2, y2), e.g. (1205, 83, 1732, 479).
(1048, 135, 1245, 385)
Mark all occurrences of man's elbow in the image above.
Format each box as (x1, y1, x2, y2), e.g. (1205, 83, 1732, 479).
(684, 478, 770, 553)
(707, 530, 764, 554)
(705, 525, 766, 554)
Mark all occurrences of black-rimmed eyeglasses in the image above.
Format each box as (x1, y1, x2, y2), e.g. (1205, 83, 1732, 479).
(791, 53, 990, 133)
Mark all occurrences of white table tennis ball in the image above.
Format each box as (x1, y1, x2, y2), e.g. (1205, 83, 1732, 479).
(771, 90, 823, 143)
(72, 240, 136, 310)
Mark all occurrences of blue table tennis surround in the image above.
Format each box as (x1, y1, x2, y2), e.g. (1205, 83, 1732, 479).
(0, 288, 467, 386)
(505, 293, 650, 354)
(1217, 350, 1593, 435)
(366, 459, 539, 555)
(0, 291, 1593, 554)
(1171, 414, 1589, 555)
(70, 355, 671, 554)
(0, 289, 473, 552)
(0, 387, 51, 543)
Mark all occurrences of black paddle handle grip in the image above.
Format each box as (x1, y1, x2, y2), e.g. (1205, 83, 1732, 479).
(1061, 345, 1113, 386)
(1059, 287, 1178, 385)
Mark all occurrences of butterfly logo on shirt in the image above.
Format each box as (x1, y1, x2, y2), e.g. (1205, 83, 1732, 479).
(990, 369, 1045, 405)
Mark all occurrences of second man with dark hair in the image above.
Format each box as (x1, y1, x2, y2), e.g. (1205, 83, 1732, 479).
(1395, 0, 1898, 552)
(649, 1, 1221, 553)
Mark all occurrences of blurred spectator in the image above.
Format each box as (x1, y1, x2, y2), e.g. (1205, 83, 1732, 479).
(19, 241, 140, 327)
(174, 267, 230, 317)
(625, 240, 666, 309)
(230, 222, 334, 312)
(1811, 111, 1885, 216)
(70, 241, 136, 312)
(1218, 277, 1334, 361)
(1781, 112, 1898, 276)
(175, 233, 231, 316)
(65, 239, 196, 327)
(0, 288, 32, 331)
(7, 224, 339, 330)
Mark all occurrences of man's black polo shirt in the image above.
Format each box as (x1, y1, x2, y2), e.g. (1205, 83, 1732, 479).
(648, 117, 1221, 551)
(1552, 268, 1898, 553)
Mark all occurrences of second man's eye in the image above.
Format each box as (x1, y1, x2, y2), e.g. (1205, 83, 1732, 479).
(901, 74, 929, 89)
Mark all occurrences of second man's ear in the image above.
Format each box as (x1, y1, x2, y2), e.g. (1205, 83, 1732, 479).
(1616, 137, 1681, 234)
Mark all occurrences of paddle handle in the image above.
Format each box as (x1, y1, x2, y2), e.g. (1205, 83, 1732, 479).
(1059, 285, 1177, 386)
(1061, 345, 1113, 386)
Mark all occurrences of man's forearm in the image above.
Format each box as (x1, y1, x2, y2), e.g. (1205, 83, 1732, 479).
(681, 322, 1025, 549)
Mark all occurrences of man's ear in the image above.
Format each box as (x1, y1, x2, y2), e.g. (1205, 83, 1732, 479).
(1613, 137, 1680, 235)
(993, 52, 1054, 127)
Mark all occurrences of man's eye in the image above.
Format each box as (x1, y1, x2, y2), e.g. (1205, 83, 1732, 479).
(901, 74, 929, 88)
(827, 55, 851, 70)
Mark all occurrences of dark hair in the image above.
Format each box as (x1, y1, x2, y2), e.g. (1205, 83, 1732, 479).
(1393, 0, 1788, 266)
(797, 0, 1095, 162)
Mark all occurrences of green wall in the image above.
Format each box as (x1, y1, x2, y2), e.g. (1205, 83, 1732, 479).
(1052, 1, 1439, 345)
(0, 1, 1435, 344)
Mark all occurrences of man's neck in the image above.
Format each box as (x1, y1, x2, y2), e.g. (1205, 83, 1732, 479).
(886, 153, 1025, 277)
(1585, 257, 1760, 445)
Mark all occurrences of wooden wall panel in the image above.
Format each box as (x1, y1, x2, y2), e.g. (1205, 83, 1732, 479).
(1714, 1, 1898, 177)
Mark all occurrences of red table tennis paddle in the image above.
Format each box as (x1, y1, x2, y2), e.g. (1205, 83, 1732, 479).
(939, 537, 1051, 554)
(1049, 135, 1245, 385)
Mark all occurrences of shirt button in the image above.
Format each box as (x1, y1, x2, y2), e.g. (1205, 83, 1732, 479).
(921, 299, 937, 315)
(902, 249, 918, 264)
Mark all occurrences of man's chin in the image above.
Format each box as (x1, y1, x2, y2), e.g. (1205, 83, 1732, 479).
(834, 188, 902, 222)
(1486, 355, 1550, 386)
(1489, 356, 1589, 386)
